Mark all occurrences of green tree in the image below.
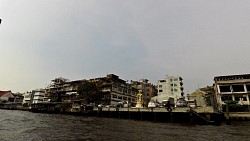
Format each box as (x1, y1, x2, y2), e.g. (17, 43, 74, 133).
(77, 81, 103, 104)
(224, 100, 244, 112)
(202, 86, 214, 106)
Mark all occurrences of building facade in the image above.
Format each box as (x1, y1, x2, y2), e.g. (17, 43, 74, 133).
(89, 74, 138, 106)
(22, 91, 32, 105)
(0, 90, 15, 102)
(31, 89, 46, 104)
(46, 75, 138, 105)
(46, 77, 85, 102)
(131, 79, 157, 107)
(152, 76, 184, 103)
(214, 74, 250, 111)
(187, 86, 214, 108)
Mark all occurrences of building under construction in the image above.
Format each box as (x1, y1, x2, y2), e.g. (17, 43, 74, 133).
(45, 77, 86, 102)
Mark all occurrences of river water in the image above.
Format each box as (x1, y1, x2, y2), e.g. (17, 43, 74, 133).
(0, 109, 249, 141)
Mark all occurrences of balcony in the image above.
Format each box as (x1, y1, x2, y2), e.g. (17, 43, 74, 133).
(180, 82, 183, 86)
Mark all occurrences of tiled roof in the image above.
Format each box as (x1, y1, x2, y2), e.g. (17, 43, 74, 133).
(0, 90, 12, 97)
(1, 92, 15, 98)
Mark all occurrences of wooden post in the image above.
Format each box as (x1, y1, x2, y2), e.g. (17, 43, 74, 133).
(154, 112, 156, 122)
(226, 103, 229, 120)
(226, 103, 231, 125)
(170, 112, 173, 122)
(189, 107, 193, 124)
(128, 109, 130, 119)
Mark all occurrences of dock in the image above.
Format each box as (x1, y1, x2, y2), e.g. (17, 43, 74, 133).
(226, 112, 250, 121)
(58, 106, 224, 125)
(0, 102, 232, 125)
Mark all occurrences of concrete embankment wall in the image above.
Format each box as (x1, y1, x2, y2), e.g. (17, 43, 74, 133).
(65, 109, 224, 125)
(0, 104, 224, 125)
(226, 112, 250, 121)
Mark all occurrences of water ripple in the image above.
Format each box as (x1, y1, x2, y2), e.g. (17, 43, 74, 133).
(0, 109, 250, 141)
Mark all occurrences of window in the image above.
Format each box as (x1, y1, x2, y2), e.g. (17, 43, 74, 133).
(159, 85, 162, 88)
(171, 84, 177, 86)
(234, 96, 240, 101)
(131, 92, 135, 96)
(128, 98, 132, 102)
(242, 96, 247, 101)
(235, 95, 247, 101)
(219, 85, 231, 93)
(174, 89, 178, 92)
(159, 90, 163, 92)
(171, 89, 173, 92)
(112, 86, 117, 91)
(112, 95, 117, 99)
(124, 90, 128, 94)
(221, 95, 232, 101)
(118, 96, 122, 100)
(174, 78, 178, 81)
(232, 85, 245, 92)
(118, 88, 122, 92)
(25, 95, 31, 98)
(246, 84, 250, 92)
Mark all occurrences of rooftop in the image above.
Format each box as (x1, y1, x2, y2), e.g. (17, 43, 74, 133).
(214, 74, 250, 82)
(0, 90, 12, 97)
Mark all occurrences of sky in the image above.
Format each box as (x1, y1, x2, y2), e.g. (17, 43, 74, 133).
(1, 0, 250, 93)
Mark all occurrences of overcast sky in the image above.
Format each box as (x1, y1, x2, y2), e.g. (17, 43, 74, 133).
(1, 0, 250, 93)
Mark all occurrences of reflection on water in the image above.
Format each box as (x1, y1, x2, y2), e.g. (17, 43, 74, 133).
(0, 109, 250, 141)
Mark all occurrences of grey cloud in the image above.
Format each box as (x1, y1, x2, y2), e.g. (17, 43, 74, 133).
(1, 0, 250, 93)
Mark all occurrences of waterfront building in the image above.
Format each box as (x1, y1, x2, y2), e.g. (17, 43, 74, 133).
(46, 77, 86, 102)
(13, 93, 24, 103)
(31, 89, 46, 104)
(131, 79, 157, 107)
(152, 76, 184, 103)
(89, 74, 138, 106)
(187, 86, 214, 108)
(0, 90, 15, 102)
(22, 91, 32, 105)
(214, 74, 250, 111)
(46, 74, 137, 105)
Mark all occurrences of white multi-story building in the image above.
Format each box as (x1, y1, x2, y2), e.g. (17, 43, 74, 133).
(152, 76, 184, 103)
(22, 91, 32, 105)
(31, 89, 45, 104)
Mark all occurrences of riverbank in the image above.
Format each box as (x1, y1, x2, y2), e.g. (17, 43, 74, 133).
(0, 103, 224, 125)
(227, 112, 250, 121)
(1, 109, 250, 141)
(3, 102, 249, 125)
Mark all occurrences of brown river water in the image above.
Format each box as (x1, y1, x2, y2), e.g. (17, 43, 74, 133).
(0, 109, 249, 141)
